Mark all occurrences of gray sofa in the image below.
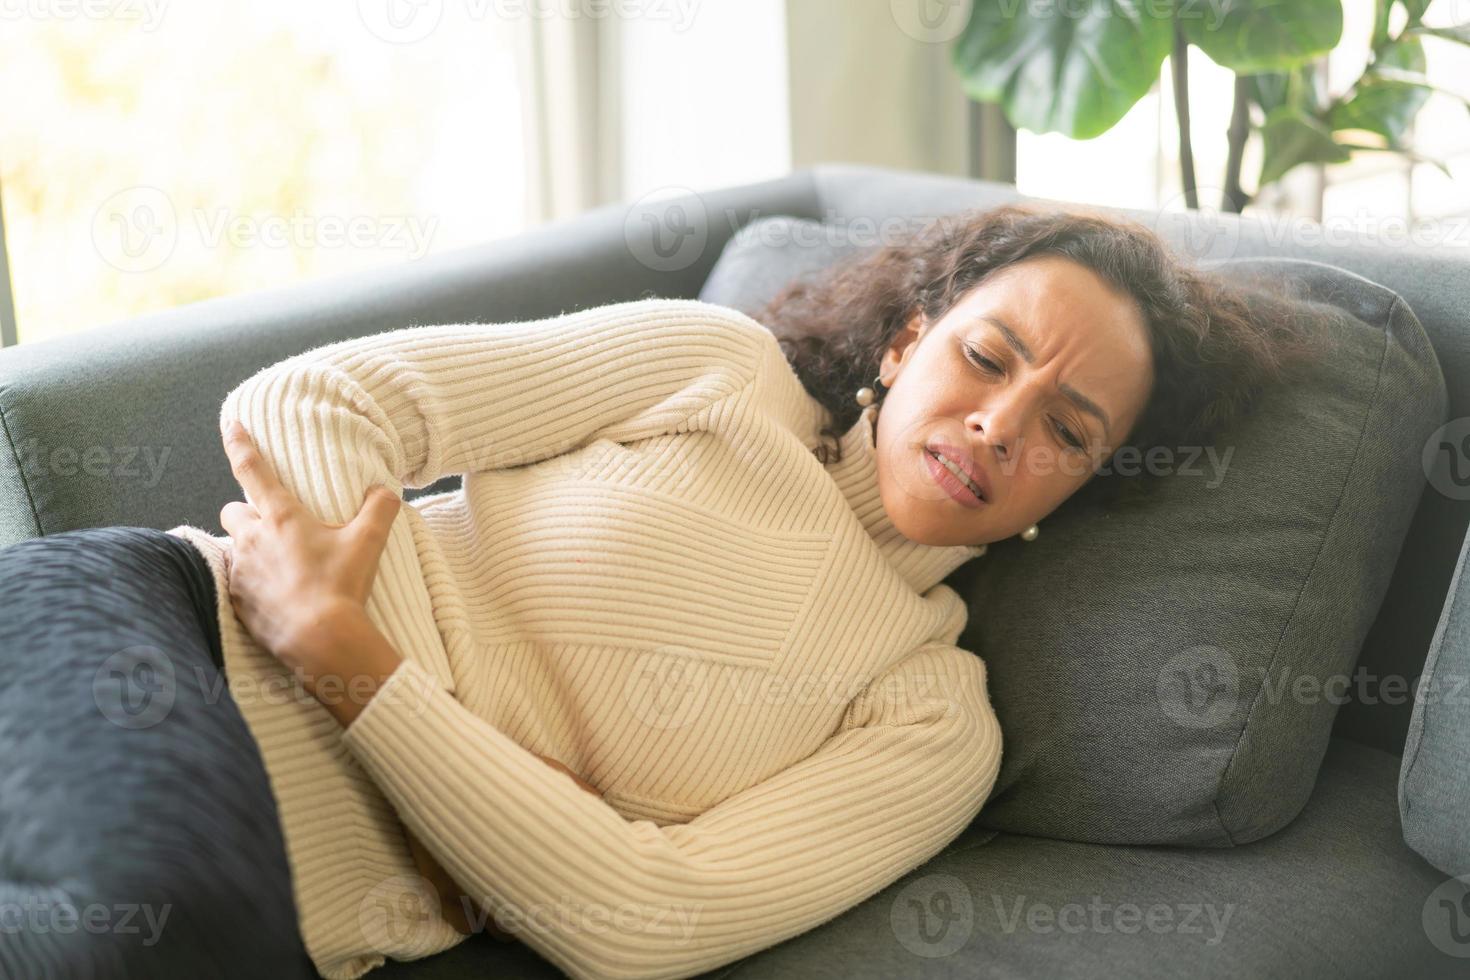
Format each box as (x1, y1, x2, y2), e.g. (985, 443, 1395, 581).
(1, 163, 1466, 978)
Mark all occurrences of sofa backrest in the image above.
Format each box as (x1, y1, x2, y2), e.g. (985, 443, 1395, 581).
(1, 162, 1463, 756)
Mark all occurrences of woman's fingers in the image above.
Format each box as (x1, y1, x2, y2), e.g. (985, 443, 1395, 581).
(349, 486, 401, 547)
(221, 420, 296, 523)
(218, 499, 259, 537)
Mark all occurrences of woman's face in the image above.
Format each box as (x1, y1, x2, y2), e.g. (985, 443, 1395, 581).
(874, 254, 1155, 547)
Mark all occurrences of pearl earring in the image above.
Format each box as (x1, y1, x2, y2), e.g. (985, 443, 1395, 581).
(855, 375, 885, 427)
(854, 374, 885, 407)
(1020, 523, 1039, 542)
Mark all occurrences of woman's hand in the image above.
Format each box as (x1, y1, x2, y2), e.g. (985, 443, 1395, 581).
(218, 419, 402, 684)
(218, 420, 605, 941)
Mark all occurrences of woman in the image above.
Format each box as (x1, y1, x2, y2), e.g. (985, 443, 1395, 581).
(0, 204, 1318, 979)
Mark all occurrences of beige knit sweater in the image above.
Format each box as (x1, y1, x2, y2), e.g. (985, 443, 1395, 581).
(165, 298, 1002, 980)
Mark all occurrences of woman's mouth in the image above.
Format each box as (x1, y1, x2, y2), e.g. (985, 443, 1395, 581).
(923, 448, 987, 508)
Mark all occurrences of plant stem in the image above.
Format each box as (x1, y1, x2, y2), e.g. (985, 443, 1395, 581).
(1222, 74, 1252, 213)
(1172, 21, 1198, 209)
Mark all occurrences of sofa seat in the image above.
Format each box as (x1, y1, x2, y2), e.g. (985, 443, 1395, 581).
(373, 737, 1461, 979)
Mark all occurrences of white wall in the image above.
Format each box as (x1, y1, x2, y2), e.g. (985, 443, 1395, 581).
(615, 0, 981, 206)
(783, 0, 972, 178)
(617, 0, 792, 202)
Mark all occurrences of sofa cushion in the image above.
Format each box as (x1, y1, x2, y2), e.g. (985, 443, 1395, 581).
(366, 739, 1470, 979)
(1400, 522, 1470, 877)
(700, 215, 1448, 846)
(696, 738, 1469, 980)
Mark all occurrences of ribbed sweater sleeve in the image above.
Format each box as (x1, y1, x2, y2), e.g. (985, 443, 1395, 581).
(217, 298, 765, 693)
(338, 641, 1003, 980)
(221, 298, 763, 495)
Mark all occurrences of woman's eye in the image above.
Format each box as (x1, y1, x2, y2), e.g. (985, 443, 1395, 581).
(964, 342, 1085, 453)
(1053, 418, 1084, 451)
(963, 344, 1001, 374)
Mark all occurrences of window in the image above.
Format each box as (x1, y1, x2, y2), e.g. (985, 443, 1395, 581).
(0, 2, 531, 345)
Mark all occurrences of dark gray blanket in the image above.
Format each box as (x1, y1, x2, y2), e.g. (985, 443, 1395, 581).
(0, 526, 315, 979)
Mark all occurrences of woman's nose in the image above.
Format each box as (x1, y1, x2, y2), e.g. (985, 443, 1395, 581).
(967, 397, 1027, 461)
(968, 421, 1011, 462)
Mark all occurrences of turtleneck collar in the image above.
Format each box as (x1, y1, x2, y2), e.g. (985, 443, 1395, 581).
(823, 407, 988, 595)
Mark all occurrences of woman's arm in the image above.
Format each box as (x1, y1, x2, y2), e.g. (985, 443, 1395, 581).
(296, 605, 603, 940)
(217, 300, 767, 696)
(328, 621, 1004, 980)
(221, 299, 766, 495)
(214, 437, 999, 980)
(404, 759, 601, 939)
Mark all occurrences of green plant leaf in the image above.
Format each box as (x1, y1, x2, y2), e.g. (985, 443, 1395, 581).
(1259, 105, 1352, 185)
(1327, 37, 1430, 141)
(1179, 0, 1342, 73)
(951, 0, 1173, 139)
(1250, 63, 1327, 115)
(1379, 31, 1430, 72)
(1337, 140, 1454, 177)
(1328, 81, 1434, 138)
(1249, 71, 1289, 113)
(1399, 0, 1433, 24)
(1366, 65, 1470, 113)
(1406, 22, 1470, 45)
(1372, 0, 1392, 48)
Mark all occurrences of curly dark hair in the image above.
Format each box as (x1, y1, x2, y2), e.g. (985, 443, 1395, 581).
(753, 202, 1329, 506)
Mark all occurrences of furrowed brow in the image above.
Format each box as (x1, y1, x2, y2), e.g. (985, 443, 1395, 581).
(1060, 383, 1112, 438)
(979, 315, 1112, 438)
(982, 315, 1034, 364)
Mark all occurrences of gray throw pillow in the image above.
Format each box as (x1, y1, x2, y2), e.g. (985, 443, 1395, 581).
(1400, 527, 1470, 876)
(700, 217, 868, 315)
(701, 214, 1448, 846)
